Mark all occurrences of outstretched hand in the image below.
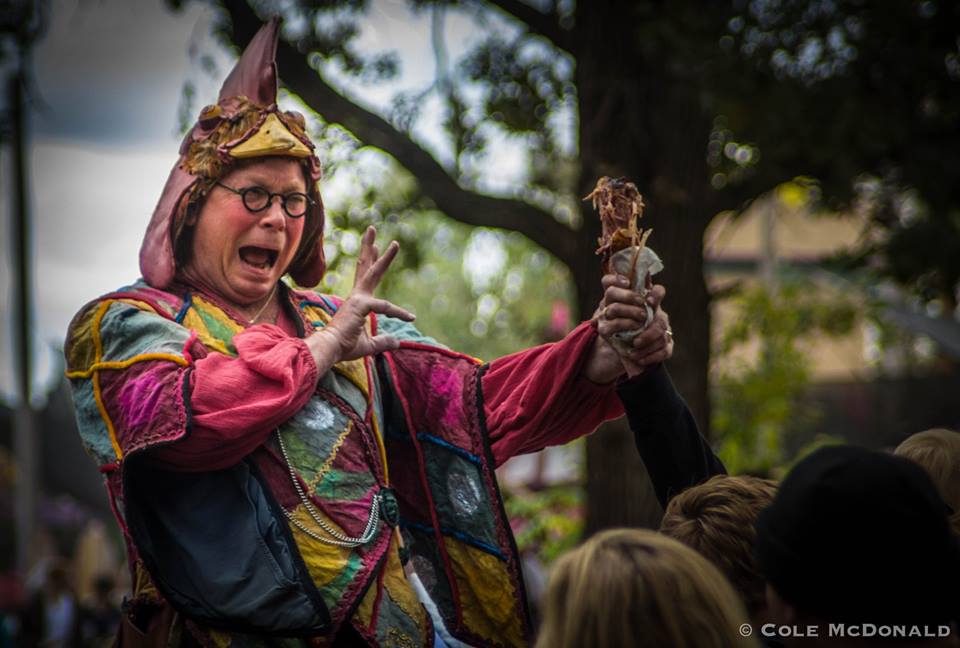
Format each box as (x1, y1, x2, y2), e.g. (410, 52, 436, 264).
(309, 226, 415, 366)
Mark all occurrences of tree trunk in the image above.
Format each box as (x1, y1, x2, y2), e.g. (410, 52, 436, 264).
(574, 1, 713, 536)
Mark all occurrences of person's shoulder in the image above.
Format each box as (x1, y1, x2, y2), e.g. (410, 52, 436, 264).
(65, 280, 187, 347)
(65, 280, 194, 375)
(71, 279, 187, 322)
(288, 286, 342, 313)
(376, 314, 446, 348)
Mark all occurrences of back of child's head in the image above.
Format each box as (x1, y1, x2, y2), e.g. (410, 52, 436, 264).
(660, 474, 778, 617)
(896, 427, 960, 535)
(535, 528, 757, 648)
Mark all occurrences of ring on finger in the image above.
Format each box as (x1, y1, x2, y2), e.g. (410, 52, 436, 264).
(601, 305, 610, 319)
(665, 327, 674, 341)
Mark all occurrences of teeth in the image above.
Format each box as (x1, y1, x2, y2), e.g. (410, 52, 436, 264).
(241, 258, 269, 270)
(239, 245, 276, 270)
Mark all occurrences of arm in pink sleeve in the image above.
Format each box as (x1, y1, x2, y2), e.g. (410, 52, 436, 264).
(149, 324, 319, 471)
(482, 321, 624, 466)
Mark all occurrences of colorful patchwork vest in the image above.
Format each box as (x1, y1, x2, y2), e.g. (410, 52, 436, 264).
(64, 280, 531, 647)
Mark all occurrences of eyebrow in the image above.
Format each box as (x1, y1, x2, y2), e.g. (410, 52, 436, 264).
(240, 176, 307, 193)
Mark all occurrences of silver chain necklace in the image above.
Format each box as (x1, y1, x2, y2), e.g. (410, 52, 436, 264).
(247, 284, 278, 325)
(275, 429, 381, 547)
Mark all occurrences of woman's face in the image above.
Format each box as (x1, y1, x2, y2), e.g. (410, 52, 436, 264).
(184, 157, 307, 307)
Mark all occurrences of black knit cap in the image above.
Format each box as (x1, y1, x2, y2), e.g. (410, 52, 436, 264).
(755, 444, 960, 624)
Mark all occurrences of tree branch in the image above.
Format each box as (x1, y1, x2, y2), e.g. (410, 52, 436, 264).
(221, 0, 578, 266)
(480, 0, 570, 51)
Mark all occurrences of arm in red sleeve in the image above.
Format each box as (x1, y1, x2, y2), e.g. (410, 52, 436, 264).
(482, 321, 624, 466)
(149, 324, 319, 471)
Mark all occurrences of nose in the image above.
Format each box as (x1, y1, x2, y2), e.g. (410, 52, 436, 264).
(258, 196, 286, 230)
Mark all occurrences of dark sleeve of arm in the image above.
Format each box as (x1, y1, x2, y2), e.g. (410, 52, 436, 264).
(617, 364, 726, 509)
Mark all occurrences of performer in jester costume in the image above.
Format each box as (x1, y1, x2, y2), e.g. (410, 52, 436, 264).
(64, 17, 674, 648)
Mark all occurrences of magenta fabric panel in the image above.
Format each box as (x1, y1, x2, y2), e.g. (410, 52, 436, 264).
(97, 359, 190, 455)
(482, 321, 625, 466)
(385, 344, 534, 645)
(384, 345, 484, 526)
(389, 347, 477, 451)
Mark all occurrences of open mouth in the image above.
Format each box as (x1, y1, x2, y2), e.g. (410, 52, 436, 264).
(238, 245, 279, 271)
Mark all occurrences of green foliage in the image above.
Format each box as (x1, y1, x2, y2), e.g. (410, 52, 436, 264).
(455, 32, 577, 198)
(245, 0, 960, 321)
(206, 0, 960, 360)
(502, 483, 583, 564)
(712, 279, 859, 475)
(722, 1, 960, 311)
(324, 212, 575, 359)
(778, 433, 846, 476)
(830, 179, 960, 311)
(460, 35, 568, 137)
(248, 0, 399, 82)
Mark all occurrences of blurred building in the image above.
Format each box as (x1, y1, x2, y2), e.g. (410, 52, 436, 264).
(705, 193, 960, 450)
(705, 198, 869, 380)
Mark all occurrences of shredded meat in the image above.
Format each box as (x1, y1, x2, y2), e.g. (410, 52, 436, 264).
(585, 176, 651, 276)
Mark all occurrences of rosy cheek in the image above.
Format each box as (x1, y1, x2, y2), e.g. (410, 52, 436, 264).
(224, 210, 253, 231)
(287, 219, 305, 246)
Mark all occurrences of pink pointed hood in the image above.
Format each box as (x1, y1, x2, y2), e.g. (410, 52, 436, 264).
(139, 17, 326, 289)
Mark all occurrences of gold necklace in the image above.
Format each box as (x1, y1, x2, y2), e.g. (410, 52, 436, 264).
(248, 284, 278, 324)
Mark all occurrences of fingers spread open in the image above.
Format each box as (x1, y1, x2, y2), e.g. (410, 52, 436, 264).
(354, 226, 378, 286)
(366, 334, 401, 355)
(360, 226, 377, 261)
(358, 240, 400, 293)
(367, 296, 415, 321)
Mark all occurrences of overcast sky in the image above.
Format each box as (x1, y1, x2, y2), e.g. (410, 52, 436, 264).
(0, 0, 527, 403)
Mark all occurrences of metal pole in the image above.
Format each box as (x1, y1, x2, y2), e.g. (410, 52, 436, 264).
(11, 67, 38, 574)
(760, 194, 777, 289)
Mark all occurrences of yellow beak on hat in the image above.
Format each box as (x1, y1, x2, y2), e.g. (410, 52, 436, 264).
(229, 112, 312, 159)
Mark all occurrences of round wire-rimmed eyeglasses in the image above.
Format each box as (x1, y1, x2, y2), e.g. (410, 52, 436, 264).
(215, 182, 313, 218)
